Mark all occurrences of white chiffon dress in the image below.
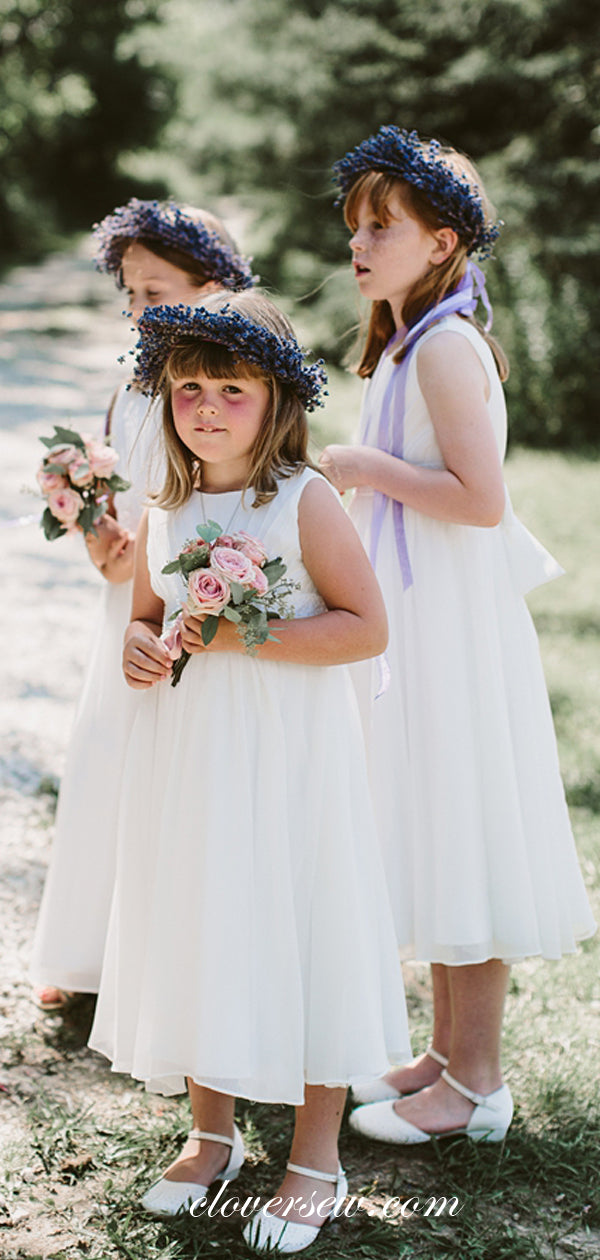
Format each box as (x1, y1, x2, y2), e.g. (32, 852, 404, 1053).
(30, 383, 163, 992)
(89, 467, 411, 1103)
(349, 315, 596, 966)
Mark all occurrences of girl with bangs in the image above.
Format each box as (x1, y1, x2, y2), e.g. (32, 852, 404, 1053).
(88, 289, 410, 1253)
(321, 128, 595, 1147)
(30, 200, 254, 1013)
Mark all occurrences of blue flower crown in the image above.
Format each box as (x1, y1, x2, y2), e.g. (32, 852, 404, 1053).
(332, 126, 501, 257)
(92, 198, 256, 290)
(131, 303, 328, 412)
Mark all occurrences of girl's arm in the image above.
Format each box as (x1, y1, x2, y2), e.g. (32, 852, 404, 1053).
(85, 511, 135, 583)
(181, 476, 388, 666)
(122, 510, 173, 688)
(320, 332, 506, 528)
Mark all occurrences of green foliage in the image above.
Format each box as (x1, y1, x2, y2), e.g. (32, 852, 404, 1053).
(0, 0, 176, 265)
(152, 0, 600, 449)
(3, 0, 599, 446)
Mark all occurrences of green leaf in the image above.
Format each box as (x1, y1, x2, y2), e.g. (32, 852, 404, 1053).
(161, 559, 182, 575)
(201, 615, 219, 646)
(180, 549, 209, 573)
(41, 425, 86, 451)
(78, 505, 96, 534)
(230, 580, 245, 605)
(106, 474, 131, 493)
(223, 605, 242, 623)
(196, 520, 223, 544)
(41, 507, 66, 541)
(262, 559, 286, 585)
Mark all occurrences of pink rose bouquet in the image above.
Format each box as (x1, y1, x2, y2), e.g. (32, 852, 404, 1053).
(161, 519, 297, 685)
(37, 425, 130, 540)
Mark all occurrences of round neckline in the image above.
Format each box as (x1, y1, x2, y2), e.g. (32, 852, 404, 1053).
(195, 487, 243, 496)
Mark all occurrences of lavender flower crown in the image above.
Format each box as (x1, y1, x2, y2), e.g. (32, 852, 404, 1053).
(132, 303, 328, 411)
(332, 126, 501, 257)
(92, 198, 256, 290)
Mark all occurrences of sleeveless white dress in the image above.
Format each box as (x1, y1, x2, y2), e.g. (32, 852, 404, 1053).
(350, 315, 596, 965)
(30, 384, 164, 992)
(89, 468, 411, 1103)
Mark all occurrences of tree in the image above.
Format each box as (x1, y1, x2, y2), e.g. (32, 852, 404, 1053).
(0, 0, 176, 266)
(157, 0, 600, 447)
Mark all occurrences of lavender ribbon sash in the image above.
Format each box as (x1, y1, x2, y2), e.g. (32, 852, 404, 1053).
(368, 261, 493, 589)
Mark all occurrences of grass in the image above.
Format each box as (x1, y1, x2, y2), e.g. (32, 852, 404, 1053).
(3, 445, 599, 1259)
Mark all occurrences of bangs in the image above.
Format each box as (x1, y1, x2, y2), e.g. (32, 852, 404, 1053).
(165, 339, 268, 385)
(344, 171, 407, 231)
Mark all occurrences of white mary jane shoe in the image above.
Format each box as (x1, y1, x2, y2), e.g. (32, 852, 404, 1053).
(350, 1068, 513, 1145)
(351, 1045, 449, 1105)
(141, 1125, 244, 1216)
(243, 1161, 348, 1254)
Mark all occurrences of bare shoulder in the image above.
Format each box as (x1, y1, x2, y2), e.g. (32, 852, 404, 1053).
(416, 327, 489, 398)
(297, 471, 347, 535)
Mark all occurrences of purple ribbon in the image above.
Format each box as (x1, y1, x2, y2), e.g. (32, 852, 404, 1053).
(368, 261, 493, 589)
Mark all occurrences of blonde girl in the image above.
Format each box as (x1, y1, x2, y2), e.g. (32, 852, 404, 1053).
(89, 289, 410, 1253)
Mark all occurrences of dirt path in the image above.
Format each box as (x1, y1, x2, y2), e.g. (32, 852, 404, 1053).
(0, 247, 144, 1257)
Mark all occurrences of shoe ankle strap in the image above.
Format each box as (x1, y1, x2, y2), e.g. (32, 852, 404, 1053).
(441, 1069, 487, 1107)
(426, 1045, 449, 1068)
(188, 1128, 235, 1147)
(286, 1161, 340, 1183)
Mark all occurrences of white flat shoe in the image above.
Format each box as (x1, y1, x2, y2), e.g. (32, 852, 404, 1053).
(351, 1045, 449, 1105)
(350, 1069, 513, 1145)
(243, 1161, 348, 1254)
(141, 1125, 244, 1216)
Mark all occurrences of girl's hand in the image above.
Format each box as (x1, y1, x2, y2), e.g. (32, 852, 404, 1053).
(319, 445, 368, 493)
(181, 608, 242, 654)
(123, 624, 172, 689)
(86, 514, 135, 583)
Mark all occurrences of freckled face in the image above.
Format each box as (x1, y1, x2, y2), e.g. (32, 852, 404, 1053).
(349, 191, 439, 326)
(120, 242, 213, 323)
(170, 371, 271, 489)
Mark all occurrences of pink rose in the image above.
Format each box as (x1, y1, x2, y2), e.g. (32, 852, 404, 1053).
(45, 443, 80, 469)
(248, 564, 269, 596)
(37, 467, 68, 494)
(86, 440, 120, 479)
(232, 531, 269, 567)
(161, 614, 183, 660)
(47, 486, 84, 526)
(68, 454, 95, 487)
(210, 544, 255, 587)
(187, 568, 230, 615)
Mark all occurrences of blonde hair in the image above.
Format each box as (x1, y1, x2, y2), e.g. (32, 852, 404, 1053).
(151, 290, 319, 510)
(345, 155, 508, 381)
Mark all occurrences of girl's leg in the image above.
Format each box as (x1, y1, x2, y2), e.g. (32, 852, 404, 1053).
(265, 1085, 346, 1226)
(389, 959, 509, 1133)
(161, 1081, 236, 1185)
(383, 963, 451, 1093)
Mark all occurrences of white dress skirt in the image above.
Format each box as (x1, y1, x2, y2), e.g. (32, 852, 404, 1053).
(349, 316, 596, 966)
(30, 384, 164, 992)
(89, 468, 411, 1103)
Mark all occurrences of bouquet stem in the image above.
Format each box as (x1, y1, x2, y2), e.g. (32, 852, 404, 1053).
(170, 649, 191, 687)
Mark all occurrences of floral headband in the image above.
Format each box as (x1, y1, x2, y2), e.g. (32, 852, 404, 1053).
(131, 303, 328, 411)
(332, 126, 501, 257)
(92, 198, 256, 291)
